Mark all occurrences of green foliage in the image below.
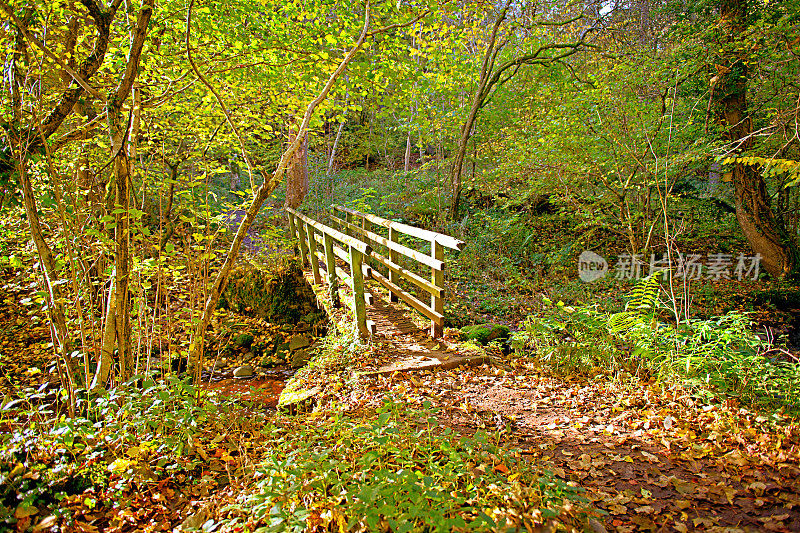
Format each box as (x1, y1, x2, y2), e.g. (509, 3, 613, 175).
(305, 168, 448, 225)
(225, 401, 588, 532)
(722, 156, 800, 188)
(0, 376, 232, 528)
(517, 275, 800, 412)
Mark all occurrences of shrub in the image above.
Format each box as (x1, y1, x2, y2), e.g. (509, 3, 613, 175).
(516, 275, 800, 412)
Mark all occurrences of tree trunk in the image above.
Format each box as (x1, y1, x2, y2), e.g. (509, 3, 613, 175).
(448, 1, 511, 220)
(404, 132, 412, 172)
(285, 127, 309, 209)
(718, 0, 798, 278)
(327, 84, 348, 175)
(111, 120, 133, 380)
(16, 156, 79, 394)
(450, 107, 481, 219)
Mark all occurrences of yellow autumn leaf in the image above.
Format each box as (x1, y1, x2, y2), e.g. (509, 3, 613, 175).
(108, 458, 136, 473)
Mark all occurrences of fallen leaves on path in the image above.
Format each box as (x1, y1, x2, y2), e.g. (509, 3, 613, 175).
(353, 362, 800, 532)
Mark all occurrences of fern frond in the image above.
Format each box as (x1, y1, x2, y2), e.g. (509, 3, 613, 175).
(624, 272, 662, 312)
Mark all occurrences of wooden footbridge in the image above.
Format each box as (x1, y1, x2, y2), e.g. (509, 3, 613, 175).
(286, 206, 465, 344)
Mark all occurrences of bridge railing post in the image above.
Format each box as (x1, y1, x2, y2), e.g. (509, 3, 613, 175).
(431, 239, 444, 338)
(345, 211, 354, 237)
(288, 211, 296, 237)
(362, 217, 373, 268)
(287, 212, 298, 255)
(297, 219, 309, 266)
(349, 245, 369, 337)
(323, 233, 340, 308)
(388, 226, 399, 302)
(307, 226, 322, 284)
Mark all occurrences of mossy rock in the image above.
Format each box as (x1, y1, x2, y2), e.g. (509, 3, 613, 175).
(218, 259, 323, 324)
(278, 386, 320, 409)
(289, 334, 312, 350)
(233, 333, 254, 349)
(459, 324, 510, 345)
(290, 348, 312, 369)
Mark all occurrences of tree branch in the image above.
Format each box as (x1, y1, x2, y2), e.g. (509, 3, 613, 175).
(367, 9, 428, 36)
(0, 1, 106, 102)
(50, 111, 108, 151)
(37, 2, 115, 141)
(114, 0, 154, 104)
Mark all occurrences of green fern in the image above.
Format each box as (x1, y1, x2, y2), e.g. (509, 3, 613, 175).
(624, 272, 662, 312)
(606, 273, 663, 336)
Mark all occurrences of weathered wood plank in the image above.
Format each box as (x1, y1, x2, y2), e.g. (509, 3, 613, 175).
(307, 226, 321, 283)
(388, 225, 400, 303)
(322, 232, 339, 307)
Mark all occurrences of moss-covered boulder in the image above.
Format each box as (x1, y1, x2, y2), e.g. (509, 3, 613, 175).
(217, 259, 323, 324)
(233, 333, 254, 349)
(290, 349, 312, 369)
(459, 324, 510, 345)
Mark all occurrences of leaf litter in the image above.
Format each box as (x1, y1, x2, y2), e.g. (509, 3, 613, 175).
(349, 356, 800, 532)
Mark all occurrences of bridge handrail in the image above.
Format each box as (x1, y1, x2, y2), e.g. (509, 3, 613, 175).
(287, 207, 374, 337)
(331, 205, 465, 251)
(288, 208, 371, 255)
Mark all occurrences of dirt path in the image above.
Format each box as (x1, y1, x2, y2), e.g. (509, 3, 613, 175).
(296, 266, 800, 532)
(353, 364, 800, 532)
